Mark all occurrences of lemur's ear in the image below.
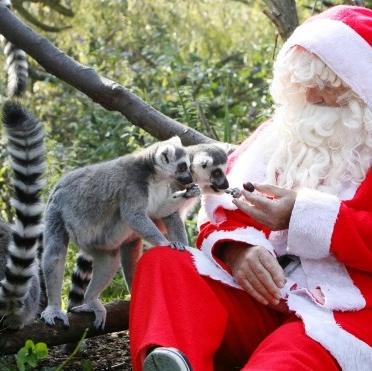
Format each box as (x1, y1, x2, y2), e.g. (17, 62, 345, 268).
(215, 142, 237, 155)
(168, 136, 182, 146)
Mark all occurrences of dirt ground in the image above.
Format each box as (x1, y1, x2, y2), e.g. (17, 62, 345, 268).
(36, 330, 133, 370)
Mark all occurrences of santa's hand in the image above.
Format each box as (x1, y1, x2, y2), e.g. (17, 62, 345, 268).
(232, 183, 296, 230)
(223, 244, 286, 306)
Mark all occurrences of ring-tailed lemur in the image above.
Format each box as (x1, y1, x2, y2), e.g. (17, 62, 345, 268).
(0, 0, 28, 98)
(41, 136, 193, 330)
(66, 142, 232, 318)
(0, 102, 46, 329)
(157, 142, 232, 219)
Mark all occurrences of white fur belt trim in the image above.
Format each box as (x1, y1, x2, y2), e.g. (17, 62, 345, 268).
(287, 293, 372, 370)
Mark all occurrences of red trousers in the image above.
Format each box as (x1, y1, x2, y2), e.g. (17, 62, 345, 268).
(129, 247, 344, 371)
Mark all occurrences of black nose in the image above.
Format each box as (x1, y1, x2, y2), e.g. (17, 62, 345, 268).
(177, 173, 193, 185)
(212, 178, 229, 190)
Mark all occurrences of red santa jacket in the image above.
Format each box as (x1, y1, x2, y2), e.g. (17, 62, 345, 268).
(187, 119, 372, 370)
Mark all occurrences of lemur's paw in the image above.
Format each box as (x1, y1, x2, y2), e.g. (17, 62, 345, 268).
(71, 303, 106, 330)
(41, 305, 69, 328)
(183, 184, 201, 198)
(171, 190, 187, 199)
(225, 187, 242, 198)
(169, 241, 187, 251)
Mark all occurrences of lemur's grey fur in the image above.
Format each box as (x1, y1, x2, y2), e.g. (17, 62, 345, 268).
(66, 142, 231, 319)
(0, 0, 28, 97)
(41, 136, 193, 330)
(157, 142, 232, 219)
(0, 102, 46, 329)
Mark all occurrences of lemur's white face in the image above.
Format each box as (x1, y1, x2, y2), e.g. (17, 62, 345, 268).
(154, 139, 193, 186)
(192, 152, 229, 193)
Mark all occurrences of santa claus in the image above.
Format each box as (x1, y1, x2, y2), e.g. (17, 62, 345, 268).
(130, 5, 372, 371)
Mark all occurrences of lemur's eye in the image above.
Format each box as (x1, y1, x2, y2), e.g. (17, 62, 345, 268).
(162, 153, 169, 164)
(212, 169, 222, 177)
(178, 162, 188, 172)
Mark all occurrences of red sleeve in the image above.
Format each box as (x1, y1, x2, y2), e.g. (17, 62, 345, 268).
(331, 202, 372, 272)
(196, 208, 271, 250)
(330, 171, 372, 272)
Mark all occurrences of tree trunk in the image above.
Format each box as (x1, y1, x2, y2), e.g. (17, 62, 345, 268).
(262, 0, 299, 41)
(0, 300, 130, 355)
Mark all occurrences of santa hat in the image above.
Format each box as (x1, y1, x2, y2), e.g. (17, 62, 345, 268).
(277, 5, 372, 110)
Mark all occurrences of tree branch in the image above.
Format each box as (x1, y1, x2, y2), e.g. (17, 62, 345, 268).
(262, 0, 299, 41)
(0, 300, 129, 355)
(0, 5, 214, 145)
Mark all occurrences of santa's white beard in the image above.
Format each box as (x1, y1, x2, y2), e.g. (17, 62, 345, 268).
(264, 99, 372, 194)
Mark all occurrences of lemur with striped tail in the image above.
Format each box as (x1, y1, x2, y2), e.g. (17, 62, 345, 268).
(0, 0, 29, 97)
(66, 142, 232, 318)
(0, 102, 46, 329)
(41, 136, 194, 330)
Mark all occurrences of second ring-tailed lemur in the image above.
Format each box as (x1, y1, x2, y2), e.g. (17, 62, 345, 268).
(0, 0, 28, 97)
(66, 142, 232, 320)
(41, 136, 193, 330)
(0, 102, 46, 329)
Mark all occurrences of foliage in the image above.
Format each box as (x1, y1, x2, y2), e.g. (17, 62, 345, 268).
(0, 0, 354, 303)
(15, 340, 48, 371)
(0, 331, 93, 371)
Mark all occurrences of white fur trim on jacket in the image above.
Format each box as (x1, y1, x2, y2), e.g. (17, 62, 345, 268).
(200, 227, 274, 257)
(287, 188, 341, 258)
(287, 293, 372, 371)
(300, 254, 365, 311)
(193, 227, 274, 288)
(186, 246, 241, 289)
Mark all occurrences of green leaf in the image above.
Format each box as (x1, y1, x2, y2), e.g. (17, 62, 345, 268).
(34, 343, 48, 359)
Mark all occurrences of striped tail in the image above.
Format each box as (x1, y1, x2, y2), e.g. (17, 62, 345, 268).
(67, 252, 93, 311)
(1, 0, 28, 97)
(0, 102, 46, 328)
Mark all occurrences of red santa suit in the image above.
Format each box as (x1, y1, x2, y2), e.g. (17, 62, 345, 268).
(129, 5, 372, 371)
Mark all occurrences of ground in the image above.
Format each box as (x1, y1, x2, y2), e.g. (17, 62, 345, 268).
(37, 330, 133, 370)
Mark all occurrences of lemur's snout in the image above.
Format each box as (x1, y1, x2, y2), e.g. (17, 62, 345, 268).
(210, 178, 229, 192)
(177, 172, 194, 185)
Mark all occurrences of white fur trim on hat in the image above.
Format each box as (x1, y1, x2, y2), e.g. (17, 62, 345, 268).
(278, 8, 372, 110)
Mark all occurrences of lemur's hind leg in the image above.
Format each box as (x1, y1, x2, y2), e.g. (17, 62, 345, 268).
(41, 212, 70, 327)
(70, 248, 120, 330)
(120, 238, 143, 293)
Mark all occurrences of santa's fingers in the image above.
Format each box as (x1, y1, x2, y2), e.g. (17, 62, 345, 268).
(236, 271, 278, 305)
(233, 190, 292, 230)
(236, 262, 283, 305)
(232, 194, 272, 220)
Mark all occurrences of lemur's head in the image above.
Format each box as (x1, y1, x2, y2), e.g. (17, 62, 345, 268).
(153, 136, 193, 185)
(187, 142, 233, 193)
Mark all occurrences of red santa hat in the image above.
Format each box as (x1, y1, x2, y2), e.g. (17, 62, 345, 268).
(277, 5, 372, 110)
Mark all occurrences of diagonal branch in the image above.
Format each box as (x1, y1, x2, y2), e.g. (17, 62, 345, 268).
(0, 4, 214, 145)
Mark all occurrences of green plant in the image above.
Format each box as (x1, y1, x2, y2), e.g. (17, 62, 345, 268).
(11, 329, 92, 371)
(15, 340, 48, 371)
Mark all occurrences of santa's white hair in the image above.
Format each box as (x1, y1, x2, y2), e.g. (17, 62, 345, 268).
(264, 47, 372, 194)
